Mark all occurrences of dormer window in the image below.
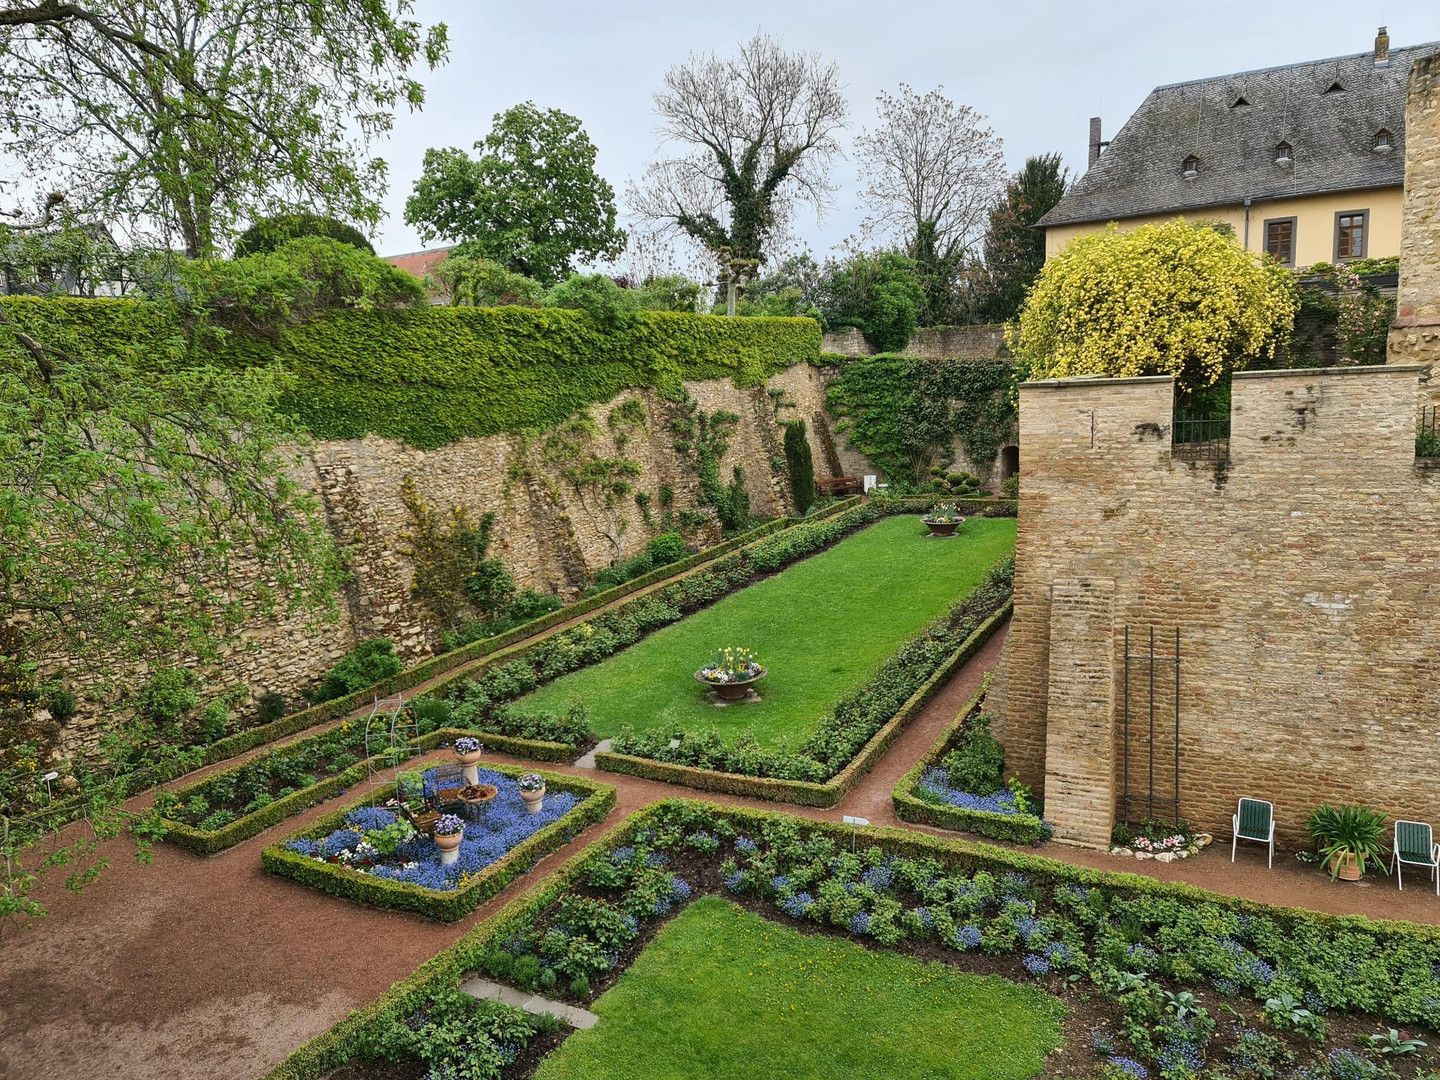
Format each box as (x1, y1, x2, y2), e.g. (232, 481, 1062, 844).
(1323, 81, 1346, 95)
(1231, 95, 1251, 109)
(1274, 141, 1293, 166)
(1182, 155, 1200, 179)
(1373, 128, 1394, 152)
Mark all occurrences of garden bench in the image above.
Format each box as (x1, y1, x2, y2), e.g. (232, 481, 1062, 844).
(815, 475, 863, 496)
(1392, 819, 1440, 894)
(1231, 797, 1275, 868)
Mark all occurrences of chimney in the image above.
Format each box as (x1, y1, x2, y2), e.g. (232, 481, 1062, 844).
(1375, 26, 1391, 66)
(1088, 117, 1103, 167)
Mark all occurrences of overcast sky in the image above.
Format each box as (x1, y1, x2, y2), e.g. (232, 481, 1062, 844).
(372, 0, 1440, 262)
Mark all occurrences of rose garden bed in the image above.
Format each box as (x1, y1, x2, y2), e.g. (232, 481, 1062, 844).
(265, 800, 1440, 1080)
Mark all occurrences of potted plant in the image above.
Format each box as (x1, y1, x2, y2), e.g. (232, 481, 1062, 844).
(1306, 803, 1390, 882)
(518, 773, 546, 814)
(433, 814, 465, 865)
(921, 502, 965, 538)
(695, 646, 766, 702)
(454, 736, 484, 784)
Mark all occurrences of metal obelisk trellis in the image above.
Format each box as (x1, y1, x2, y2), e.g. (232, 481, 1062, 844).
(1121, 626, 1182, 826)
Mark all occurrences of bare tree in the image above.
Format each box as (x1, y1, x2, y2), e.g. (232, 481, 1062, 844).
(854, 84, 1006, 298)
(629, 32, 847, 309)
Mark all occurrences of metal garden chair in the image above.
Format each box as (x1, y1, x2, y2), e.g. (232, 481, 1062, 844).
(1392, 820, 1440, 894)
(1232, 798, 1275, 869)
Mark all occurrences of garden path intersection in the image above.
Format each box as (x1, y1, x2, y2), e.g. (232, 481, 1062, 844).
(4, 625, 1440, 1080)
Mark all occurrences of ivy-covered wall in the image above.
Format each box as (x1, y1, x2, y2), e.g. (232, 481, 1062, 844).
(1, 297, 822, 449)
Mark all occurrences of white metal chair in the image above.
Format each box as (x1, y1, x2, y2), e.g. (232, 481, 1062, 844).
(1392, 820, 1440, 895)
(1232, 798, 1275, 869)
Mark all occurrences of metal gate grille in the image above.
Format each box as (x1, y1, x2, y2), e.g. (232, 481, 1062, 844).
(1121, 626, 1182, 826)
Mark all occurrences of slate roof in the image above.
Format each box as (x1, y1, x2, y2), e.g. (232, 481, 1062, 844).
(1038, 42, 1440, 228)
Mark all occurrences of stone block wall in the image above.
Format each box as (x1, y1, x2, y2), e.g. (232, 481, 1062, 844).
(1390, 52, 1440, 366)
(821, 324, 1007, 359)
(989, 365, 1440, 847)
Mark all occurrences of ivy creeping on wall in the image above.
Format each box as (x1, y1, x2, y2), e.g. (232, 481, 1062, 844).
(671, 395, 750, 533)
(824, 356, 1017, 486)
(0, 297, 821, 449)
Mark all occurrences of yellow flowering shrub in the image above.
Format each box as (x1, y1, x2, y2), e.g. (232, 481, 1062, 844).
(1010, 219, 1298, 389)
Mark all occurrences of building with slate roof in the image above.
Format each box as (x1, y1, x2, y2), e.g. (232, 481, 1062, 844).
(1039, 29, 1439, 268)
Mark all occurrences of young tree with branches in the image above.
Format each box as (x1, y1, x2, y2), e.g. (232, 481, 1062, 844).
(630, 32, 847, 309)
(854, 85, 1006, 325)
(0, 0, 449, 256)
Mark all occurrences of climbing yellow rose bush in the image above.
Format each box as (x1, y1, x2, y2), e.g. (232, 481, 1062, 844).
(1009, 219, 1298, 389)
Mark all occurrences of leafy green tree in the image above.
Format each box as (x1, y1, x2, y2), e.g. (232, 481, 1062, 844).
(406, 103, 624, 285)
(1012, 219, 1298, 391)
(630, 33, 847, 295)
(234, 213, 375, 257)
(820, 252, 924, 353)
(971, 154, 1070, 323)
(0, 1, 449, 256)
(433, 254, 547, 308)
(783, 421, 815, 513)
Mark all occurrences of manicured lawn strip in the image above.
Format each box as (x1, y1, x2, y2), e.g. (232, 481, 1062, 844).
(532, 895, 1062, 1080)
(159, 725, 575, 855)
(261, 764, 616, 921)
(265, 798, 1440, 1080)
(891, 677, 1050, 844)
(594, 601, 1012, 806)
(516, 515, 1017, 746)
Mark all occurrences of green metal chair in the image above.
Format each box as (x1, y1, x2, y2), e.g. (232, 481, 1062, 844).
(1392, 820, 1440, 895)
(1232, 798, 1275, 869)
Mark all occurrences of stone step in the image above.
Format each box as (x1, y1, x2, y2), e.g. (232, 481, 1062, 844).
(459, 976, 599, 1029)
(572, 738, 612, 770)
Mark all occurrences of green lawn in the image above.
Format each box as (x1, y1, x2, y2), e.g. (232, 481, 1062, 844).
(533, 896, 1062, 1080)
(514, 514, 1016, 747)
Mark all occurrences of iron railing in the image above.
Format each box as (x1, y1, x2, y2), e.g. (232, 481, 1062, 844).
(1171, 417, 1231, 462)
(1420, 406, 1440, 458)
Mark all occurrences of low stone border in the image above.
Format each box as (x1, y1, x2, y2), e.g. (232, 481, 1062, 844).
(890, 675, 1050, 845)
(593, 601, 1013, 807)
(260, 763, 616, 922)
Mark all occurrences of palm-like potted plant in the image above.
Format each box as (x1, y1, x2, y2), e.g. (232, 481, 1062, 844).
(1306, 803, 1390, 882)
(921, 502, 965, 538)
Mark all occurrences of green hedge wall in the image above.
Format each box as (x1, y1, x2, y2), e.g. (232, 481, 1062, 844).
(2, 297, 822, 448)
(890, 676, 1050, 844)
(594, 600, 1012, 806)
(261, 765, 616, 921)
(264, 797, 1440, 1080)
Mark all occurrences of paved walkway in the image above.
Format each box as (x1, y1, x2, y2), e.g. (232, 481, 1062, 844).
(3, 622, 1438, 1080)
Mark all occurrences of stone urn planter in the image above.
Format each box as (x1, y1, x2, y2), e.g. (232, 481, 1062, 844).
(454, 737, 484, 785)
(695, 667, 767, 701)
(921, 515, 964, 538)
(433, 814, 465, 865)
(518, 773, 546, 815)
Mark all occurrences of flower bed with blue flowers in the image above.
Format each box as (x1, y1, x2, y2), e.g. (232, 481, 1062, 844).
(261, 763, 615, 921)
(266, 799, 1440, 1080)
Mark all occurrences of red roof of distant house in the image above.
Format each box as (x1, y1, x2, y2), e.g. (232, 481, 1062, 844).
(385, 246, 451, 278)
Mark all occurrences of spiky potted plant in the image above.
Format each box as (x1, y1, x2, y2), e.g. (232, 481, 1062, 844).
(1306, 803, 1390, 882)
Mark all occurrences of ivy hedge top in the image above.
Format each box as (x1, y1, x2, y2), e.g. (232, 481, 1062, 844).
(0, 297, 822, 448)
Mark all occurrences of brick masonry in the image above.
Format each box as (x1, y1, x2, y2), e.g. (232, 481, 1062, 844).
(988, 365, 1440, 848)
(1390, 52, 1440, 369)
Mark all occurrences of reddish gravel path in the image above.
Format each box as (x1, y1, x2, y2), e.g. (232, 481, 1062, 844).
(4, 620, 1439, 1080)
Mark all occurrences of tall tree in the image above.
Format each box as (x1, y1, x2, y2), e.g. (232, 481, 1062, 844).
(854, 85, 1006, 325)
(405, 103, 625, 285)
(0, 1, 448, 256)
(972, 154, 1070, 323)
(630, 33, 847, 303)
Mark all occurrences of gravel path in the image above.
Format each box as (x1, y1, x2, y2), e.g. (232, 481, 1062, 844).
(3, 621, 1438, 1080)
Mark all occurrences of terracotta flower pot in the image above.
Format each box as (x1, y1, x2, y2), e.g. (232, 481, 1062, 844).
(695, 667, 766, 701)
(1329, 851, 1362, 881)
(520, 785, 546, 815)
(434, 830, 463, 852)
(456, 746, 484, 785)
(922, 517, 963, 537)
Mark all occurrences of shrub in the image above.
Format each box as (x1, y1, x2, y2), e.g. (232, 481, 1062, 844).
(255, 691, 287, 724)
(646, 532, 688, 566)
(233, 213, 375, 257)
(45, 682, 77, 725)
(136, 668, 197, 727)
(784, 420, 815, 514)
(311, 639, 404, 703)
(939, 712, 1006, 796)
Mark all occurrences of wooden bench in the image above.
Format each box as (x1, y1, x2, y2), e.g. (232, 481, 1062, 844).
(815, 475, 864, 496)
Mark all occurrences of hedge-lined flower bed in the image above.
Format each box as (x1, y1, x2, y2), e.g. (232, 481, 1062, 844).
(892, 684, 1051, 845)
(262, 764, 615, 921)
(266, 800, 1440, 1080)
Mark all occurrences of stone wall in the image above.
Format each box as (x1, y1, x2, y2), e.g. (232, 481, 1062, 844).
(51, 364, 834, 752)
(821, 324, 1006, 359)
(1390, 52, 1440, 367)
(989, 365, 1440, 848)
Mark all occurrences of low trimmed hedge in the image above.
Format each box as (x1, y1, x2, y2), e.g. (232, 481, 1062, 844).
(159, 727, 575, 855)
(594, 600, 1013, 806)
(265, 797, 1440, 1080)
(261, 765, 616, 922)
(890, 678, 1049, 844)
